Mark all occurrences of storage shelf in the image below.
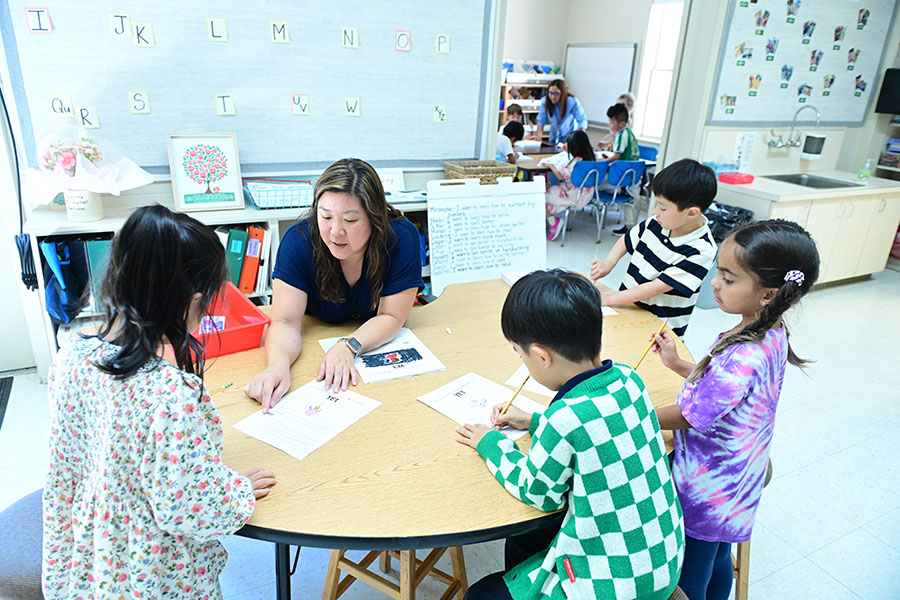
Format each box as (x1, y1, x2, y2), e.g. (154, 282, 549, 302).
(875, 164, 900, 173)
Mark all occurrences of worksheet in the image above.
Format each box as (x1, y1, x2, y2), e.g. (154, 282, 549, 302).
(318, 328, 445, 384)
(505, 364, 556, 398)
(233, 380, 380, 461)
(417, 372, 547, 440)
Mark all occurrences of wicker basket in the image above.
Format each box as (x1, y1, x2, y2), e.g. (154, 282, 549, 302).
(443, 160, 517, 184)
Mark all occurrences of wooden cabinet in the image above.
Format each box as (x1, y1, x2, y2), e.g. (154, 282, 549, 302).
(769, 201, 810, 226)
(856, 193, 900, 275)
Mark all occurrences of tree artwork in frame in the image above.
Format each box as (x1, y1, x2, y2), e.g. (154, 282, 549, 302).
(167, 132, 244, 212)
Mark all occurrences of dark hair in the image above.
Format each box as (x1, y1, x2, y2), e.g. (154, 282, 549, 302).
(503, 120, 525, 142)
(306, 158, 403, 310)
(687, 219, 820, 383)
(544, 79, 570, 120)
(607, 103, 629, 123)
(506, 103, 523, 117)
(652, 158, 717, 212)
(501, 269, 603, 363)
(93, 204, 227, 379)
(566, 130, 595, 162)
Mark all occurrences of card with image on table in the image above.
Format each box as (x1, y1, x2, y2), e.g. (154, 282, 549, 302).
(318, 327, 445, 384)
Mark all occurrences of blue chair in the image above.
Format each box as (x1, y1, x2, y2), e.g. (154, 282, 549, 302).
(558, 160, 608, 246)
(592, 160, 646, 242)
(638, 144, 658, 161)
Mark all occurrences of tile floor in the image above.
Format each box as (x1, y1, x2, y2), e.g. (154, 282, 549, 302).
(2, 207, 899, 599)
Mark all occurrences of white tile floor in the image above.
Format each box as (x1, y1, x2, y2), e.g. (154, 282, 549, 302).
(2, 207, 899, 599)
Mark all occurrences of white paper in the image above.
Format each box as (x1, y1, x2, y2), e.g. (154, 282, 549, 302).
(233, 379, 380, 461)
(318, 328, 445, 384)
(505, 364, 556, 398)
(732, 132, 757, 174)
(537, 151, 571, 169)
(417, 372, 547, 440)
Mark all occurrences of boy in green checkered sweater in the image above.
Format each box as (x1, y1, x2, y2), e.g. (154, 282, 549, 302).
(456, 269, 684, 600)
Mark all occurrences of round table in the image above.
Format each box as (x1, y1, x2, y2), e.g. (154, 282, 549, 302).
(206, 279, 689, 598)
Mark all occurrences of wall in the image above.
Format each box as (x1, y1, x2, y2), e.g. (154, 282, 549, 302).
(503, 0, 570, 65)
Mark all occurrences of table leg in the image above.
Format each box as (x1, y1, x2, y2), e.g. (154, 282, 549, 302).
(399, 550, 415, 600)
(322, 550, 345, 600)
(449, 546, 468, 599)
(275, 543, 292, 600)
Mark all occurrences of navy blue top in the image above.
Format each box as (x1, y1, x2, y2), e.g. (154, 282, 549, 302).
(551, 360, 613, 403)
(272, 218, 424, 323)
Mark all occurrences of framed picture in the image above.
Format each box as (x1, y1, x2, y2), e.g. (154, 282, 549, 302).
(167, 132, 244, 212)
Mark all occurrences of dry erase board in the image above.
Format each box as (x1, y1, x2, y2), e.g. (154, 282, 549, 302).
(426, 177, 546, 296)
(0, 0, 498, 173)
(708, 0, 897, 126)
(563, 44, 636, 125)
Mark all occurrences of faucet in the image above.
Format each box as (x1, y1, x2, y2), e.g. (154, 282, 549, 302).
(768, 105, 821, 148)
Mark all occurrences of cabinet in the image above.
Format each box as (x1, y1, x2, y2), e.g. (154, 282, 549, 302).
(499, 82, 552, 139)
(875, 121, 900, 176)
(805, 197, 879, 283)
(856, 193, 900, 275)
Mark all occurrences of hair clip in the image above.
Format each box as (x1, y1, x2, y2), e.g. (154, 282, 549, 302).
(784, 270, 805, 286)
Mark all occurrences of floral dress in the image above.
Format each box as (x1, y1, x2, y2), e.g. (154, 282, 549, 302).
(42, 337, 256, 600)
(545, 157, 594, 216)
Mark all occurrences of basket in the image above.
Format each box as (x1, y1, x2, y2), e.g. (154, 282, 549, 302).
(443, 160, 517, 184)
(192, 282, 270, 358)
(244, 177, 317, 209)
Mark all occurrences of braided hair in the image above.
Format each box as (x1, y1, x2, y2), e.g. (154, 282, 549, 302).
(686, 219, 820, 383)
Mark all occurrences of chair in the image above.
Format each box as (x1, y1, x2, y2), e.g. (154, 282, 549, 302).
(638, 144, 658, 161)
(0, 488, 44, 599)
(592, 160, 646, 242)
(558, 160, 608, 247)
(732, 459, 774, 600)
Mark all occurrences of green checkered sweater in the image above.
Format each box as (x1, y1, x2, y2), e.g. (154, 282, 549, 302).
(476, 363, 684, 599)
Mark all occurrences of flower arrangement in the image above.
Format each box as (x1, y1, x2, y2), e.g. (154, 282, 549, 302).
(40, 135, 103, 178)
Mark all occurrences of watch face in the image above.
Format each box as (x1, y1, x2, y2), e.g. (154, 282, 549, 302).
(345, 337, 362, 353)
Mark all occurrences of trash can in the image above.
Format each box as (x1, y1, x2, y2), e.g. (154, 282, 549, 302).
(696, 202, 754, 309)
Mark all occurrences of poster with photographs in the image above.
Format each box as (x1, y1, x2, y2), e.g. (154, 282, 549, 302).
(708, 0, 897, 125)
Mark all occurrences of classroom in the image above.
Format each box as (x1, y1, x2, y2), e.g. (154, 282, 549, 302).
(0, 0, 899, 599)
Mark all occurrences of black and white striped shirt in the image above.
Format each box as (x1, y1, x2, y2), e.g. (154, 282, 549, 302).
(620, 216, 716, 337)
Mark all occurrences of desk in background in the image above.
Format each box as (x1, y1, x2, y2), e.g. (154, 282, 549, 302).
(208, 279, 689, 599)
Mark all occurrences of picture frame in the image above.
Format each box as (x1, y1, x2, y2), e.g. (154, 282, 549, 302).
(167, 132, 244, 212)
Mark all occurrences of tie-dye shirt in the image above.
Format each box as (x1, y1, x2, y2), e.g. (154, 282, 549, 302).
(672, 327, 787, 543)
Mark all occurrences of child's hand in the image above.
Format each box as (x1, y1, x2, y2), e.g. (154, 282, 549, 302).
(590, 259, 612, 281)
(455, 423, 492, 450)
(651, 331, 680, 370)
(490, 403, 531, 431)
(240, 467, 278, 500)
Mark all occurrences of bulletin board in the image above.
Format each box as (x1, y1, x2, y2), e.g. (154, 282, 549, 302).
(707, 0, 898, 126)
(0, 0, 498, 174)
(563, 44, 636, 125)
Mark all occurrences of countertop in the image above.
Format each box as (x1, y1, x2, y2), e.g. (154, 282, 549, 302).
(717, 170, 900, 202)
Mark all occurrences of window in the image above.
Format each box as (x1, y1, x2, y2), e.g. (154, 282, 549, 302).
(633, 1, 684, 141)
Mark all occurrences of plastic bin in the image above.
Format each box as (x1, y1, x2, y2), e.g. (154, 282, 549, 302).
(193, 282, 270, 358)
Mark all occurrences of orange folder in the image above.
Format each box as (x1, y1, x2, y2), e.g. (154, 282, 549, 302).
(238, 226, 265, 294)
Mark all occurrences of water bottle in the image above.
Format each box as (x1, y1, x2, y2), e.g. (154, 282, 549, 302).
(858, 158, 873, 180)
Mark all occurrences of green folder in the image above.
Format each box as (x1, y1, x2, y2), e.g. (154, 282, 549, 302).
(85, 239, 112, 312)
(225, 229, 248, 285)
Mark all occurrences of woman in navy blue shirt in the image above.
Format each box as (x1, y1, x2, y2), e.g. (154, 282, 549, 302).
(244, 159, 424, 410)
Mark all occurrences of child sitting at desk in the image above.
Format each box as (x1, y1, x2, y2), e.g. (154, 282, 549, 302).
(456, 269, 684, 600)
(497, 120, 525, 165)
(545, 129, 596, 241)
(499, 102, 524, 133)
(42, 205, 277, 599)
(605, 103, 639, 162)
(589, 158, 717, 338)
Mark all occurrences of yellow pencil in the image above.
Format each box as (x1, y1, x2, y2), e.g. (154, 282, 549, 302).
(634, 319, 670, 371)
(210, 382, 233, 396)
(500, 374, 530, 416)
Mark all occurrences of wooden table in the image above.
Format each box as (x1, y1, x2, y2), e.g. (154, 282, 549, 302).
(206, 279, 689, 599)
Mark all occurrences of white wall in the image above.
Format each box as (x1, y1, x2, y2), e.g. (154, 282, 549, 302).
(503, 0, 571, 65)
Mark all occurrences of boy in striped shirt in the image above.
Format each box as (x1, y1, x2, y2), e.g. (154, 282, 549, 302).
(590, 159, 717, 337)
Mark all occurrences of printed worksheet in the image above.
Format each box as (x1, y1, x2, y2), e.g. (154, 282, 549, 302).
(418, 372, 547, 440)
(505, 364, 556, 398)
(233, 380, 380, 461)
(318, 328, 445, 384)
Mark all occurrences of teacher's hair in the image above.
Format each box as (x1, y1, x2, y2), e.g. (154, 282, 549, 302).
(544, 79, 570, 120)
(93, 204, 227, 379)
(308, 158, 403, 310)
(501, 269, 603, 362)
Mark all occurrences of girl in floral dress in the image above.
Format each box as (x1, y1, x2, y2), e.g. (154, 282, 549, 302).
(545, 129, 596, 241)
(42, 205, 277, 599)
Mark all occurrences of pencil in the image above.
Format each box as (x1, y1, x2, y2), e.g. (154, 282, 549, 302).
(500, 374, 530, 416)
(634, 319, 670, 371)
(210, 382, 233, 396)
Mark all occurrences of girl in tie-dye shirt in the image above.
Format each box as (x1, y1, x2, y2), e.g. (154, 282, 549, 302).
(648, 220, 820, 600)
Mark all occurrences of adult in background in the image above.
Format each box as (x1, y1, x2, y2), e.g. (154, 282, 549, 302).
(529, 79, 587, 146)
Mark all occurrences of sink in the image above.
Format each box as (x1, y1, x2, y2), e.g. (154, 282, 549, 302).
(762, 173, 865, 189)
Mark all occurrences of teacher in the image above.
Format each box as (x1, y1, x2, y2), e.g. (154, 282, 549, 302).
(244, 158, 424, 411)
(532, 79, 588, 146)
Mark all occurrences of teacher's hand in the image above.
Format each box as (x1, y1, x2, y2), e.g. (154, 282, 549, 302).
(245, 365, 292, 413)
(317, 342, 359, 392)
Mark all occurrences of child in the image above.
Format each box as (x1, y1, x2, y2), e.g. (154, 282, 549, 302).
(499, 102, 524, 133)
(598, 93, 635, 150)
(589, 159, 717, 338)
(606, 103, 639, 162)
(649, 220, 820, 600)
(456, 269, 684, 600)
(42, 205, 277, 599)
(497, 120, 525, 165)
(545, 129, 596, 241)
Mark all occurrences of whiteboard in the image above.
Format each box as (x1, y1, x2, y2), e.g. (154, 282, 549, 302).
(0, 0, 498, 174)
(707, 0, 898, 126)
(426, 177, 546, 296)
(563, 44, 636, 125)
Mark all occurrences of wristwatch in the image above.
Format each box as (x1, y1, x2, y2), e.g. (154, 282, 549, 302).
(338, 337, 362, 358)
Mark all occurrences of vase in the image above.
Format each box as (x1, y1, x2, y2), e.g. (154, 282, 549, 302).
(63, 189, 103, 222)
